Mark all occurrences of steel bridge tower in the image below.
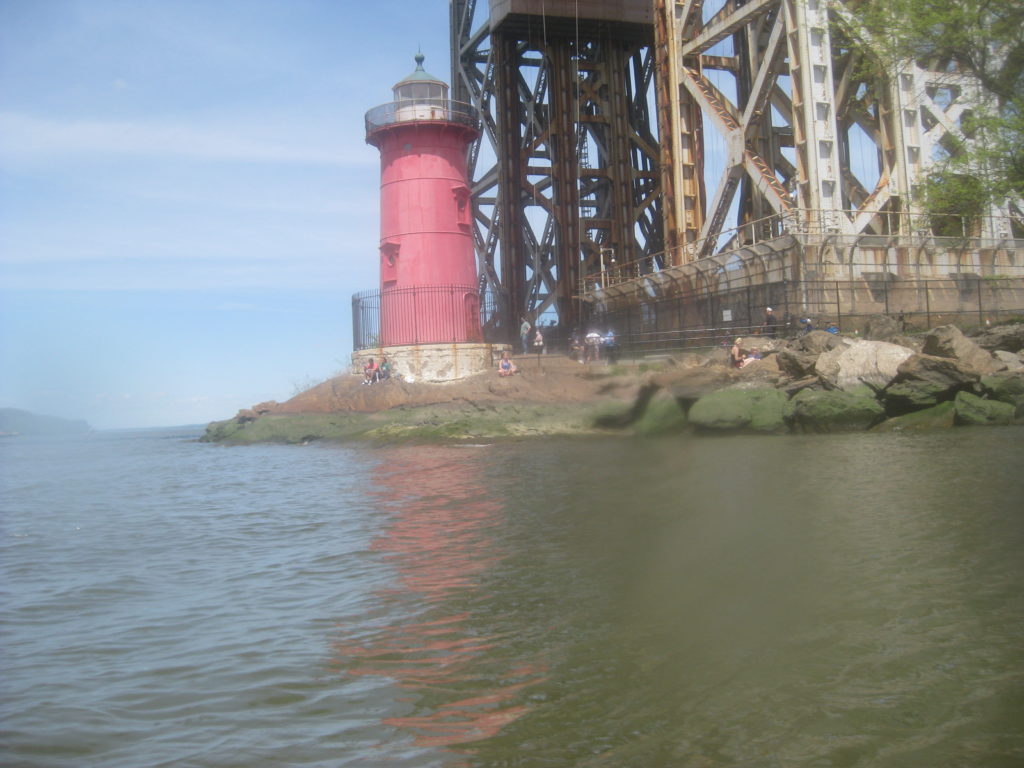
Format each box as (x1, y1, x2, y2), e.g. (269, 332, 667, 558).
(451, 0, 663, 335)
(653, 0, 1017, 259)
(450, 0, 1019, 336)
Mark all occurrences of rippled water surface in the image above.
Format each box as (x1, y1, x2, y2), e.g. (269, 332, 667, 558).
(2, 427, 1023, 767)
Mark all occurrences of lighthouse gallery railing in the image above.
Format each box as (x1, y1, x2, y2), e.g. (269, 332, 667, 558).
(352, 284, 497, 351)
(364, 99, 480, 134)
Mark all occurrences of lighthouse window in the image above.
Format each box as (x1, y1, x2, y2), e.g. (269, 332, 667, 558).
(381, 242, 400, 273)
(452, 186, 471, 229)
(396, 82, 446, 102)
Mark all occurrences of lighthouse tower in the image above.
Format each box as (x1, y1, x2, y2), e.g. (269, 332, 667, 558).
(365, 54, 482, 349)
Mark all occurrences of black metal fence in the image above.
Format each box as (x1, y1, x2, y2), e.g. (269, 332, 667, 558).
(352, 284, 497, 351)
(583, 276, 1024, 358)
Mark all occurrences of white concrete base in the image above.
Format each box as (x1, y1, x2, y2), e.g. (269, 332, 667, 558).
(352, 342, 510, 382)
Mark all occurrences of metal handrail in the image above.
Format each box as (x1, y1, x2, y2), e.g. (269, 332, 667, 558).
(351, 284, 497, 351)
(365, 99, 480, 135)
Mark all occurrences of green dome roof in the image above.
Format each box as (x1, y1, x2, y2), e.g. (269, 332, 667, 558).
(395, 52, 445, 86)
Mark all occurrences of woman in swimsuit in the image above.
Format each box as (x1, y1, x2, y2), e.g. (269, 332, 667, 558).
(498, 351, 517, 376)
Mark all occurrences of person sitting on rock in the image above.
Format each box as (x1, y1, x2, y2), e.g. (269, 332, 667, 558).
(363, 357, 379, 385)
(379, 356, 392, 381)
(498, 350, 517, 377)
(730, 338, 744, 368)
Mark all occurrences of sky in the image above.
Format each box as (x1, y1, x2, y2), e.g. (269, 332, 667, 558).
(0, 0, 453, 429)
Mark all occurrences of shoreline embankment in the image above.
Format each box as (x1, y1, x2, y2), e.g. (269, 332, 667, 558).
(201, 320, 1024, 445)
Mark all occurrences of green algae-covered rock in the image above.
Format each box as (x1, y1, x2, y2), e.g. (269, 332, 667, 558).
(979, 371, 1024, 415)
(591, 400, 639, 429)
(953, 391, 1016, 427)
(687, 388, 787, 434)
(784, 388, 885, 433)
(202, 401, 607, 445)
(632, 390, 688, 436)
(882, 380, 951, 414)
(870, 401, 955, 432)
(201, 412, 373, 444)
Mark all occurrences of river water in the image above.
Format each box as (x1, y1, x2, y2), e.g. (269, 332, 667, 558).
(1, 427, 1022, 767)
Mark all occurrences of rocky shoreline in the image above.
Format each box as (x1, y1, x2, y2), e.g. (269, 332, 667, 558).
(201, 320, 1024, 444)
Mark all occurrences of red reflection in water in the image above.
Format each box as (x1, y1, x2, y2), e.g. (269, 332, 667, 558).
(332, 447, 545, 749)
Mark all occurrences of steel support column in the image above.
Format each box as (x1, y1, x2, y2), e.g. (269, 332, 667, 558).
(451, 0, 660, 335)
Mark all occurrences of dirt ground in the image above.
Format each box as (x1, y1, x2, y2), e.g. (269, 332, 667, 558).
(240, 354, 634, 418)
(233, 347, 772, 423)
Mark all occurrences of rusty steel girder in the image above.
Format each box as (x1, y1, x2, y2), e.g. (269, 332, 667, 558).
(451, 0, 662, 335)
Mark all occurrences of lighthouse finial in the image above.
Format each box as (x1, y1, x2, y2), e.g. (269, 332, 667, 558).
(414, 51, 425, 70)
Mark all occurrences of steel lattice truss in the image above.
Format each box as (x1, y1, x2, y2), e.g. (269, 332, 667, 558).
(451, 0, 1018, 331)
(451, 0, 662, 333)
(654, 0, 1018, 266)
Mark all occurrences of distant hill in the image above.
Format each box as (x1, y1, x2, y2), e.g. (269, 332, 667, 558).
(0, 408, 91, 436)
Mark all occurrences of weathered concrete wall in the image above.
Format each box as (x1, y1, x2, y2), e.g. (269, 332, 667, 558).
(351, 343, 509, 382)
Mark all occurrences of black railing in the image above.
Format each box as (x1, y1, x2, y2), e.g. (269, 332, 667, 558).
(365, 99, 480, 135)
(352, 284, 498, 351)
(583, 276, 1024, 358)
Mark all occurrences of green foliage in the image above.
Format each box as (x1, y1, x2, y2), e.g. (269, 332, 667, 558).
(858, 0, 1024, 217)
(921, 171, 987, 235)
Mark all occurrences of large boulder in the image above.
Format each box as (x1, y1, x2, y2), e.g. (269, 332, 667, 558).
(776, 330, 848, 379)
(979, 371, 1024, 416)
(993, 350, 1023, 371)
(687, 388, 788, 433)
(972, 323, 1024, 353)
(894, 353, 980, 389)
(814, 339, 915, 392)
(922, 324, 1001, 376)
(863, 315, 903, 342)
(784, 388, 885, 433)
(882, 352, 982, 415)
(882, 380, 955, 414)
(871, 401, 956, 432)
(734, 353, 784, 386)
(632, 389, 689, 435)
(953, 391, 1016, 426)
(890, 334, 925, 352)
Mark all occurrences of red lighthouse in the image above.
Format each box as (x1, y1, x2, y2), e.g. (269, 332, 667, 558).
(365, 54, 481, 347)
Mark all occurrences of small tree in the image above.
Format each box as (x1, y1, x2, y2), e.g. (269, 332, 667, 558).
(861, 0, 1024, 219)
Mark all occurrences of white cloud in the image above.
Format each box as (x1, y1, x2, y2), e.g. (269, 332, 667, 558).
(0, 111, 372, 167)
